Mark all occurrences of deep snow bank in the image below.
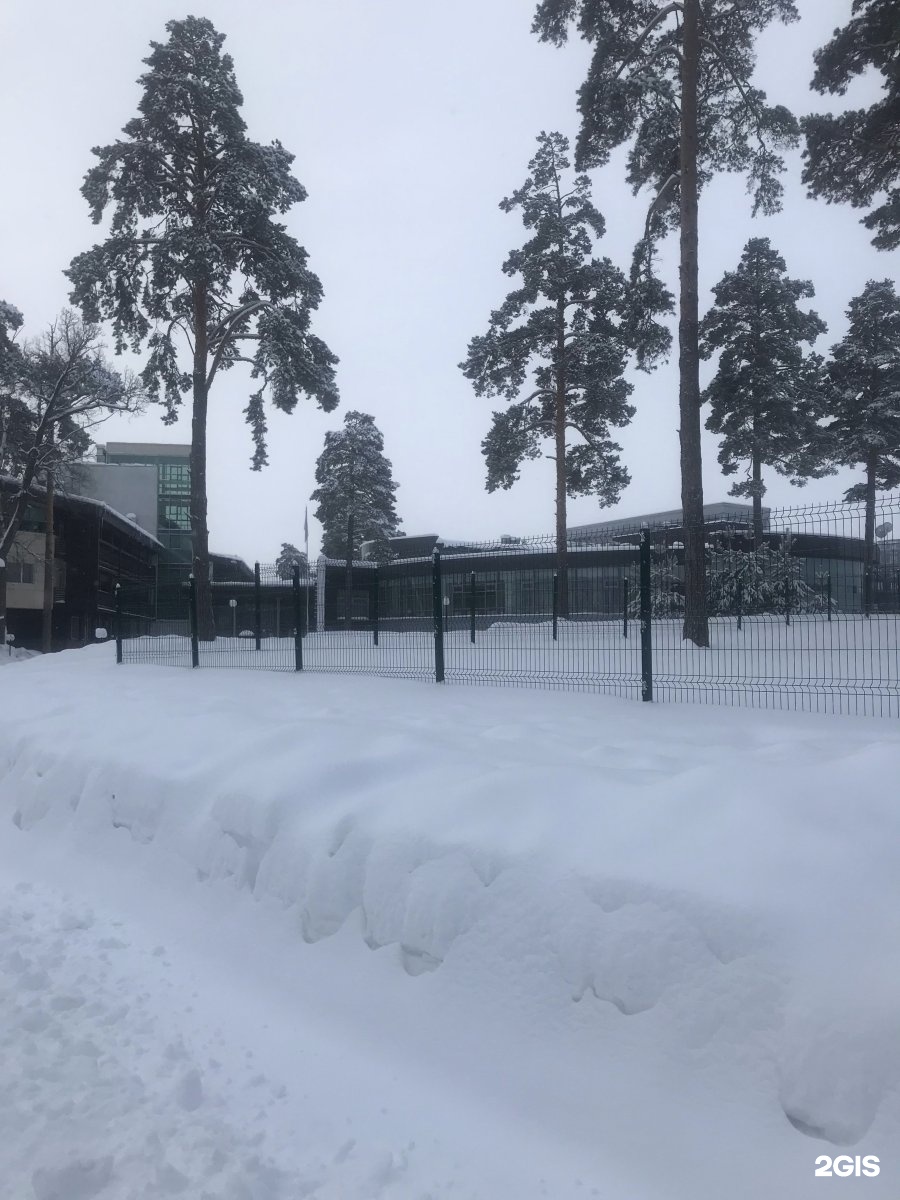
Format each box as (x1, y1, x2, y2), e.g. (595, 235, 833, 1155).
(1, 645, 898, 1197)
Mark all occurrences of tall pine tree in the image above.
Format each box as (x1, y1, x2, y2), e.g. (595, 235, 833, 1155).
(67, 17, 339, 638)
(824, 279, 900, 612)
(803, 0, 900, 250)
(311, 411, 400, 625)
(531, 0, 799, 644)
(460, 131, 668, 616)
(700, 237, 830, 544)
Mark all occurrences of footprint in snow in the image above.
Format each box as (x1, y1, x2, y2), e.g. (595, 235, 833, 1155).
(31, 1156, 114, 1200)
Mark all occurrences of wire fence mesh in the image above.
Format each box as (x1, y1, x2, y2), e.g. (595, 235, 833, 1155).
(116, 494, 900, 717)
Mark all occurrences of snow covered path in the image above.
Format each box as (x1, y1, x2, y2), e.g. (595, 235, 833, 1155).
(0, 871, 550, 1200)
(0, 827, 639, 1200)
(1, 646, 898, 1197)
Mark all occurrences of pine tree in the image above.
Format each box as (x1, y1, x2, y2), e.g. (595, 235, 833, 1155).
(275, 542, 307, 580)
(311, 412, 400, 625)
(531, 0, 800, 645)
(803, 0, 900, 250)
(66, 17, 339, 639)
(460, 131, 668, 616)
(0, 310, 143, 649)
(700, 237, 831, 544)
(824, 279, 900, 612)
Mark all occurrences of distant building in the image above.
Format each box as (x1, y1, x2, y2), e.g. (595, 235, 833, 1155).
(85, 441, 249, 585)
(1, 477, 159, 651)
(4, 441, 260, 649)
(335, 500, 881, 627)
(567, 501, 770, 540)
(94, 441, 192, 564)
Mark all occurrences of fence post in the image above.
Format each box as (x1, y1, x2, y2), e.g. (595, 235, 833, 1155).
(863, 565, 873, 618)
(188, 574, 200, 669)
(372, 567, 379, 647)
(785, 572, 791, 626)
(432, 549, 445, 683)
(469, 572, 476, 644)
(552, 572, 559, 642)
(622, 577, 629, 638)
(639, 529, 653, 703)
(115, 582, 123, 665)
(895, 569, 900, 615)
(735, 576, 743, 632)
(292, 563, 303, 671)
(827, 573, 833, 622)
(254, 562, 262, 650)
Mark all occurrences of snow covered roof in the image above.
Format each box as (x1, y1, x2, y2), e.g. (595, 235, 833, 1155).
(568, 501, 769, 537)
(0, 475, 162, 548)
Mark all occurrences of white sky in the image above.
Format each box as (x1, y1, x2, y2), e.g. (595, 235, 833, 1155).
(1, 0, 894, 561)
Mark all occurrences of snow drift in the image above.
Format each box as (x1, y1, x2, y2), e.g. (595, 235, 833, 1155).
(0, 645, 898, 1198)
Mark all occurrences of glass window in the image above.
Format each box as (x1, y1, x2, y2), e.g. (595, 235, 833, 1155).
(161, 503, 191, 531)
(6, 562, 35, 585)
(449, 578, 504, 614)
(159, 463, 190, 495)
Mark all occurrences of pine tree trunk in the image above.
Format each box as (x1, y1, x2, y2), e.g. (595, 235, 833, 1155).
(678, 0, 709, 647)
(191, 284, 215, 641)
(752, 449, 764, 549)
(555, 296, 569, 618)
(864, 450, 877, 616)
(42, 467, 55, 653)
(345, 512, 354, 627)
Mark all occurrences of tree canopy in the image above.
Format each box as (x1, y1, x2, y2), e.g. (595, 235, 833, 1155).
(275, 542, 308, 580)
(700, 237, 830, 539)
(460, 131, 667, 610)
(803, 0, 900, 250)
(530, 0, 800, 644)
(824, 278, 900, 604)
(67, 16, 339, 635)
(312, 411, 401, 564)
(531, 1, 800, 267)
(68, 16, 339, 460)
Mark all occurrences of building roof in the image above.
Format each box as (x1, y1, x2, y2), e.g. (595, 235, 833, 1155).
(99, 441, 191, 459)
(568, 501, 768, 537)
(0, 475, 162, 548)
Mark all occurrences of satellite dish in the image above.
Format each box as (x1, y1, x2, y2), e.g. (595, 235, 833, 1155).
(875, 522, 893, 540)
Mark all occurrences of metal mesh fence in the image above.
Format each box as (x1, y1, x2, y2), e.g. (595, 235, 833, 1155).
(118, 574, 192, 669)
(116, 494, 900, 717)
(645, 497, 900, 716)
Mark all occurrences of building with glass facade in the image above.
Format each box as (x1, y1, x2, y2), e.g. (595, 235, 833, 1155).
(96, 442, 192, 563)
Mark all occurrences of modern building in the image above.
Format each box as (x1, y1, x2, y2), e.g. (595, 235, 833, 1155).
(331, 500, 886, 628)
(4, 441, 260, 649)
(95, 441, 192, 564)
(80, 441, 252, 585)
(1, 477, 159, 651)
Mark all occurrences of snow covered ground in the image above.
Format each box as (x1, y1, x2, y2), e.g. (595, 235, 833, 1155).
(0, 644, 39, 667)
(0, 645, 898, 1198)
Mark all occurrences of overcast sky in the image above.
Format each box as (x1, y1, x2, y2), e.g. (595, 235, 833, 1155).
(1, 0, 894, 561)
